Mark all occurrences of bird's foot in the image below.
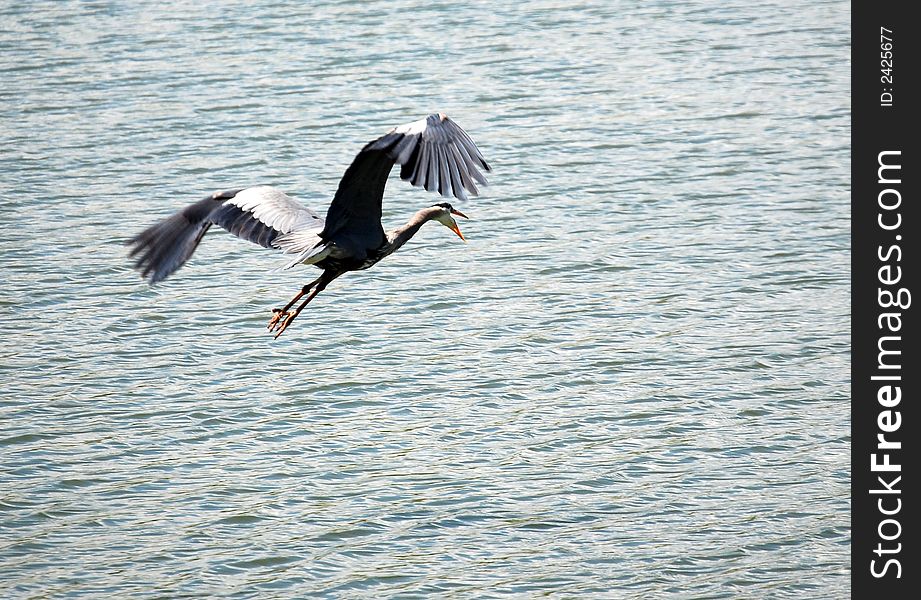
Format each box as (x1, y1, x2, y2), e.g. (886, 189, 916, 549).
(271, 313, 298, 339)
(268, 308, 299, 339)
(267, 308, 289, 333)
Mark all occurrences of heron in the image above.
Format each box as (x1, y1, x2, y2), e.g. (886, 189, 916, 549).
(128, 113, 490, 338)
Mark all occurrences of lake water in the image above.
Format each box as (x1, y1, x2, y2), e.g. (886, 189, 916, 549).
(1, 1, 850, 597)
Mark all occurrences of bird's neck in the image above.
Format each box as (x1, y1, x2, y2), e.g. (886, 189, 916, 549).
(383, 206, 440, 255)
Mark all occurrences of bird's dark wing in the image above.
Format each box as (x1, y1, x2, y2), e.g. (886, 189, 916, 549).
(128, 186, 324, 283)
(321, 113, 490, 243)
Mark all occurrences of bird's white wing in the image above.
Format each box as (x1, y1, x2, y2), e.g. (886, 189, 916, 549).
(216, 186, 323, 240)
(216, 186, 329, 267)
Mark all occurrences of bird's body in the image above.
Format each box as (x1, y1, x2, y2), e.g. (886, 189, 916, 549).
(128, 114, 489, 338)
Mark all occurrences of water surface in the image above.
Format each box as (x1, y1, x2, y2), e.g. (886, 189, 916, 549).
(1, 1, 850, 597)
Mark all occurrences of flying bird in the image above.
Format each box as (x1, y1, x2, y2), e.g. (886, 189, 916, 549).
(128, 113, 490, 338)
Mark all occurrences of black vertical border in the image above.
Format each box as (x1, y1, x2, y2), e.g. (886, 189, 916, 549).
(852, 0, 917, 596)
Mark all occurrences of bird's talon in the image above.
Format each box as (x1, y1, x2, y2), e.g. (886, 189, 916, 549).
(273, 315, 294, 339)
(267, 311, 288, 331)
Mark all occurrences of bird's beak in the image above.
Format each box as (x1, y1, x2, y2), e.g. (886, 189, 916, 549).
(449, 221, 466, 242)
(449, 209, 468, 241)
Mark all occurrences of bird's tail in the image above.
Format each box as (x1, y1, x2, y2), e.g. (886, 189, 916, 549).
(127, 197, 216, 283)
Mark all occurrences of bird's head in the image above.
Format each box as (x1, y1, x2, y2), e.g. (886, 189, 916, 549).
(431, 202, 468, 241)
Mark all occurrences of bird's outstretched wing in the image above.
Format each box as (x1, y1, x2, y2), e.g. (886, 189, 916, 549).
(321, 113, 490, 243)
(128, 186, 325, 283)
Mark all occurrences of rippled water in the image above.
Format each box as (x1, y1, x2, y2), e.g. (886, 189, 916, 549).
(1, 1, 850, 597)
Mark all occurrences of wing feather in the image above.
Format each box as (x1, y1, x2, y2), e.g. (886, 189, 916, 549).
(452, 138, 488, 186)
(413, 142, 431, 191)
(394, 134, 419, 165)
(448, 142, 477, 197)
(426, 142, 440, 193)
(446, 146, 465, 201)
(437, 145, 451, 197)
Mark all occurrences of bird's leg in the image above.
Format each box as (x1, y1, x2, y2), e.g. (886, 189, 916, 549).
(269, 271, 341, 339)
(271, 284, 327, 339)
(267, 275, 323, 331)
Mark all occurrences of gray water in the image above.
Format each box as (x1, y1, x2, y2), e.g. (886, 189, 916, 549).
(1, 1, 850, 597)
